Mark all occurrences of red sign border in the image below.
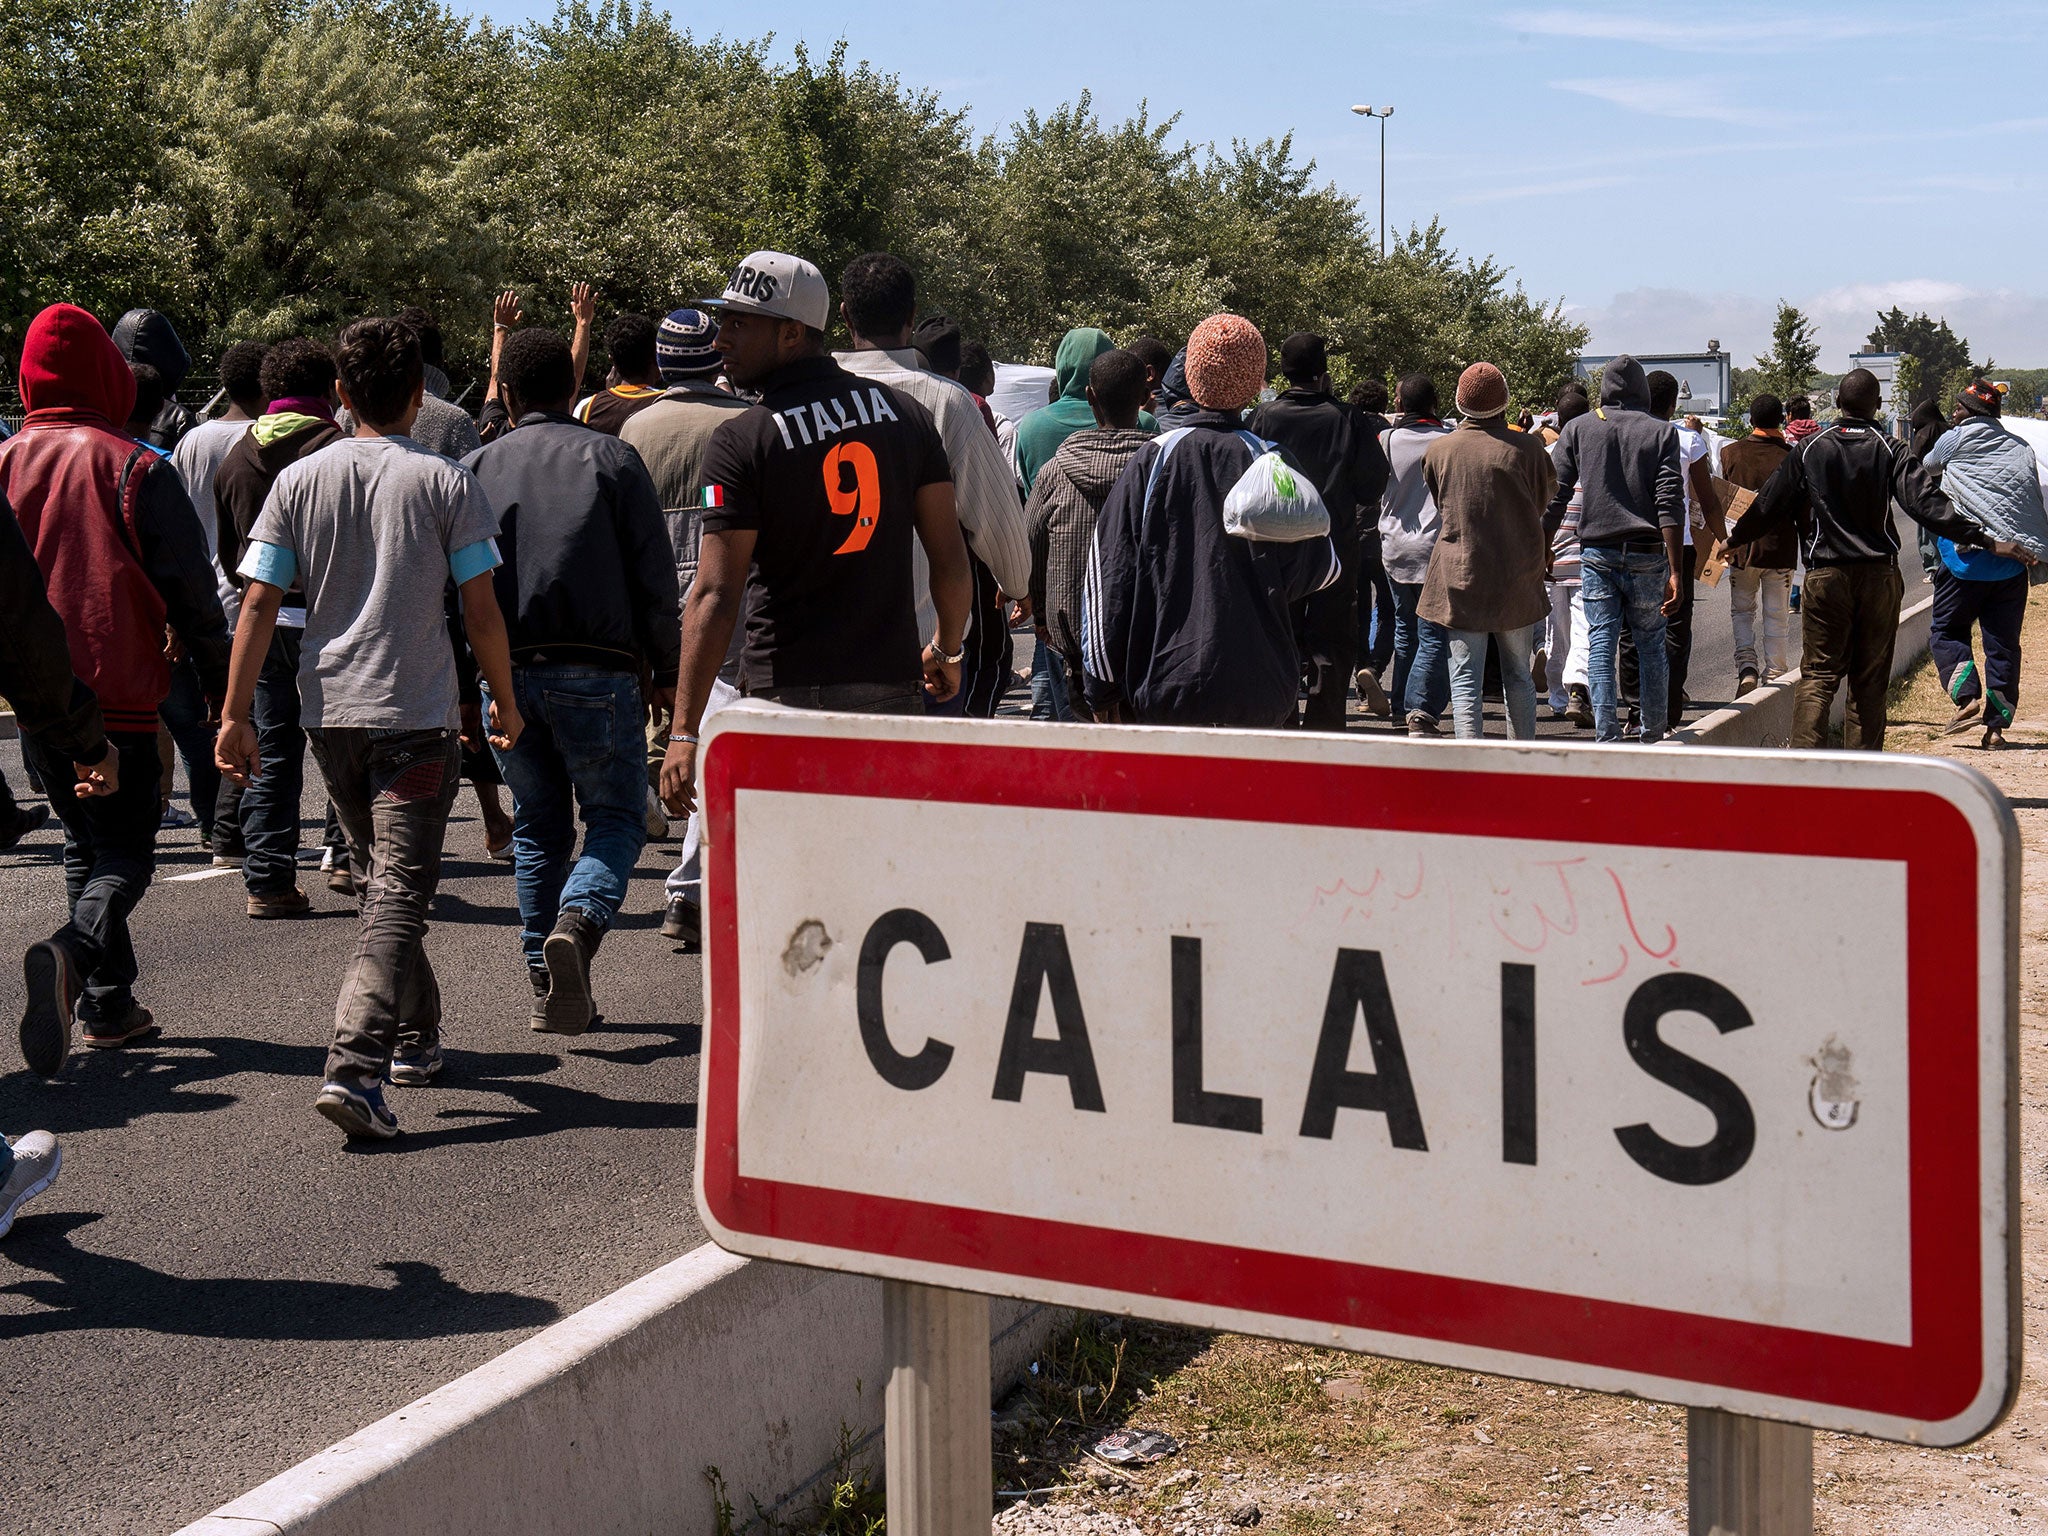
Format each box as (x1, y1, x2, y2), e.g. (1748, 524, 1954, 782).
(701, 730, 1984, 1425)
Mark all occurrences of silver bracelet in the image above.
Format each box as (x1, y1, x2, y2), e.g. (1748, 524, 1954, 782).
(669, 733, 699, 745)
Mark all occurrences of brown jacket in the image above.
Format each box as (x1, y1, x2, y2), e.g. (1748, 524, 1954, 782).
(1718, 432, 1796, 569)
(1418, 418, 1556, 633)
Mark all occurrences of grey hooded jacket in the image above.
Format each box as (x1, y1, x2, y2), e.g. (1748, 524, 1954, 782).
(1544, 354, 1683, 548)
(1925, 417, 2048, 562)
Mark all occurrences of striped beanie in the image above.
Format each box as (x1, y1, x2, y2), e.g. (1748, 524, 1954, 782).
(656, 308, 721, 382)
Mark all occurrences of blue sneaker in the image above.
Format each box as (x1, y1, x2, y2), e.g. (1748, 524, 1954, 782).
(314, 1081, 399, 1140)
(388, 1042, 443, 1087)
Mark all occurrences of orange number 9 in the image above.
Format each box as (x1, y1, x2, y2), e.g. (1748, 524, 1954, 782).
(824, 440, 881, 555)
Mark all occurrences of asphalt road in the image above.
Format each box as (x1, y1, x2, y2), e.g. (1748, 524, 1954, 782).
(0, 553, 1932, 1532)
(0, 745, 706, 1534)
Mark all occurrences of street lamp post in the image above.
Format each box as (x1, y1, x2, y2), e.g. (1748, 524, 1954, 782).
(1351, 104, 1393, 256)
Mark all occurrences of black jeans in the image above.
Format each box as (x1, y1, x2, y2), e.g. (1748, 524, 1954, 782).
(307, 727, 462, 1089)
(1299, 524, 1362, 731)
(1355, 530, 1396, 673)
(1620, 543, 1696, 720)
(158, 655, 221, 840)
(21, 730, 163, 1021)
(243, 629, 307, 894)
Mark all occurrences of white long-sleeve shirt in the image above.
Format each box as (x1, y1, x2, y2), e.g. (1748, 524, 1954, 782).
(834, 349, 1032, 635)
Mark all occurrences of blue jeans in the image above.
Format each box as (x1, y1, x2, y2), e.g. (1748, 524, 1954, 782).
(242, 628, 308, 893)
(1580, 544, 1671, 743)
(1447, 624, 1541, 739)
(1031, 641, 1076, 721)
(1390, 580, 1450, 720)
(488, 668, 648, 970)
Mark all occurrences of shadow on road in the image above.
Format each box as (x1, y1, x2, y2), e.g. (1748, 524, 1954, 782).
(381, 1043, 698, 1151)
(0, 1035, 326, 1132)
(0, 1213, 561, 1341)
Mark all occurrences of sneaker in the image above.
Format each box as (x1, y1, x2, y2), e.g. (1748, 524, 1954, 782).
(211, 851, 246, 869)
(1530, 651, 1549, 698)
(160, 803, 197, 830)
(20, 939, 79, 1077)
(388, 1041, 444, 1086)
(1404, 710, 1442, 738)
(247, 887, 312, 920)
(319, 846, 338, 873)
(1565, 684, 1594, 729)
(1981, 721, 2007, 750)
(661, 896, 701, 945)
(528, 966, 551, 1031)
(1, 803, 52, 852)
(327, 867, 357, 896)
(0, 1131, 61, 1239)
(645, 786, 670, 841)
(1942, 698, 1985, 737)
(81, 1003, 159, 1050)
(314, 1081, 399, 1140)
(1737, 667, 1760, 696)
(539, 910, 601, 1035)
(1354, 668, 1390, 719)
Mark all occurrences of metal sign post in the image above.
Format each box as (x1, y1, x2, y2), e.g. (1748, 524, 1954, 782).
(695, 709, 2020, 1528)
(1689, 1409, 1813, 1535)
(883, 1280, 992, 1535)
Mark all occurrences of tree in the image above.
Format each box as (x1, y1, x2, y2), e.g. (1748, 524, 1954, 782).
(1866, 307, 1972, 406)
(0, 0, 190, 356)
(1753, 301, 1820, 402)
(161, 0, 499, 342)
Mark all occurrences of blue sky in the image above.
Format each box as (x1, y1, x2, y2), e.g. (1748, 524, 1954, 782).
(474, 0, 2048, 368)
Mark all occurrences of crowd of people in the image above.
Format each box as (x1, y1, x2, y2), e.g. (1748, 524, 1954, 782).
(2, 247, 2046, 1229)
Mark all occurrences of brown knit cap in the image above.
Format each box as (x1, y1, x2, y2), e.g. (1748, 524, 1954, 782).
(1456, 362, 1509, 421)
(1185, 314, 1268, 411)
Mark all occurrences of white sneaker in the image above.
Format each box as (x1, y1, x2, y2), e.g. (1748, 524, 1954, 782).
(320, 846, 338, 873)
(644, 785, 669, 840)
(0, 1131, 61, 1239)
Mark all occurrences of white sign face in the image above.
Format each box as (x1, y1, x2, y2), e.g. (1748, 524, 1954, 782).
(694, 710, 2018, 1446)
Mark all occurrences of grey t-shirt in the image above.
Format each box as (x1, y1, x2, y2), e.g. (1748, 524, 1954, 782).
(246, 435, 501, 730)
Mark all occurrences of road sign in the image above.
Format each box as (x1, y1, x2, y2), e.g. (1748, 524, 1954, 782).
(694, 708, 2019, 1448)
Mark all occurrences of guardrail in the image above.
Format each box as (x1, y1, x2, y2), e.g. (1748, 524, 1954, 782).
(176, 1246, 1052, 1536)
(1671, 591, 1933, 749)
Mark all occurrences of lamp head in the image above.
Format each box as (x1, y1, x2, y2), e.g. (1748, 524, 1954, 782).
(1351, 104, 1372, 115)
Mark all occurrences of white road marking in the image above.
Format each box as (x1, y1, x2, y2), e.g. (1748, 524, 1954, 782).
(165, 867, 239, 884)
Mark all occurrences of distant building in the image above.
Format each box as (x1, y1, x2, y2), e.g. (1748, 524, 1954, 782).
(1846, 352, 1907, 434)
(1574, 345, 1732, 416)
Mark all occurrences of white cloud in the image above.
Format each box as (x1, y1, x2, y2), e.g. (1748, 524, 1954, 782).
(1518, 9, 1918, 52)
(1551, 76, 1800, 129)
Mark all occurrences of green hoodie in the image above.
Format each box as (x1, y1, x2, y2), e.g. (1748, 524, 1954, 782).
(1013, 327, 1156, 493)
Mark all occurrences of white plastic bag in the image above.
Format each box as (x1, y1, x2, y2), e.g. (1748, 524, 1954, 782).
(1222, 443, 1330, 542)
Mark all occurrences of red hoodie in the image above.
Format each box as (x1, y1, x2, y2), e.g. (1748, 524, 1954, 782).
(0, 303, 228, 731)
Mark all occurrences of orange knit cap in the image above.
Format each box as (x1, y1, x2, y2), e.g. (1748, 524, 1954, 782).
(1184, 314, 1268, 412)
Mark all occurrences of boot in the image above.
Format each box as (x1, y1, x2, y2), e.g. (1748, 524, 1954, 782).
(538, 909, 604, 1036)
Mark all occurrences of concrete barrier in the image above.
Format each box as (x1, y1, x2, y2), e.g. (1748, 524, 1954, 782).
(176, 1245, 1054, 1536)
(1672, 592, 1933, 749)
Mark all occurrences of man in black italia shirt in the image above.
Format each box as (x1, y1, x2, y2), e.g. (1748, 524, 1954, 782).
(656, 250, 973, 819)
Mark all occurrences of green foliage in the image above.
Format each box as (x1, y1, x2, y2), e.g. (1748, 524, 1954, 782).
(1866, 307, 1974, 406)
(1752, 300, 1820, 402)
(4, 0, 1586, 404)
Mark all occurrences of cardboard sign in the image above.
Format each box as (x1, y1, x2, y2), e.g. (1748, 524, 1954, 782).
(695, 710, 2018, 1446)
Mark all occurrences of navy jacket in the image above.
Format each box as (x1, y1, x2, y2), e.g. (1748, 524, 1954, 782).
(1082, 412, 1340, 727)
(463, 413, 680, 675)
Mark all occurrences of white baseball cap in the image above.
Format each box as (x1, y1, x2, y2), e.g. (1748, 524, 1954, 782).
(702, 251, 831, 332)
